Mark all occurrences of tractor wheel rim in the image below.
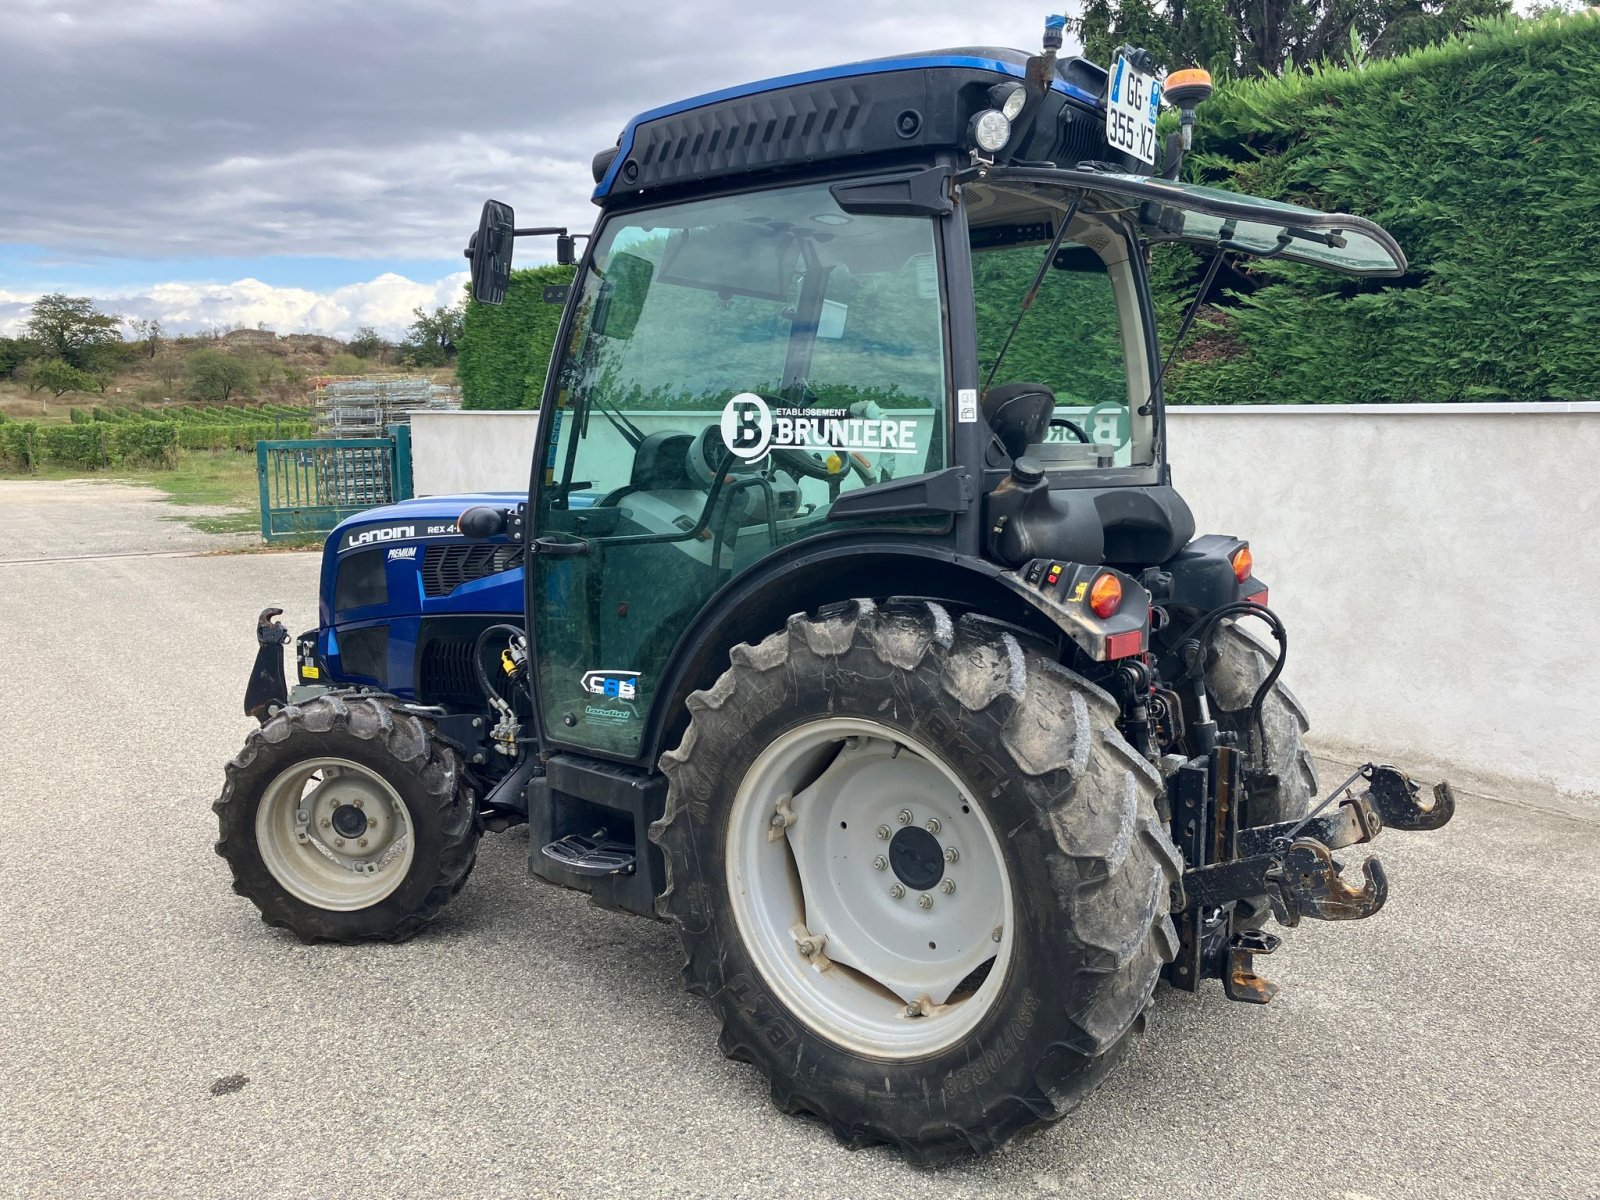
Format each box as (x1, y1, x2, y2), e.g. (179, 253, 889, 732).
(726, 717, 1014, 1059)
(255, 757, 414, 910)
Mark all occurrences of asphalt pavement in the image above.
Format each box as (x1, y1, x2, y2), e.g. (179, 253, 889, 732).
(1, 479, 1597, 1199)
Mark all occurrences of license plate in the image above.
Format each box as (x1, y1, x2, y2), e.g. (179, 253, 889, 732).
(1105, 56, 1161, 166)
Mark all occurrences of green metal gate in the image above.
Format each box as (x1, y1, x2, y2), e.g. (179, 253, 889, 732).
(256, 424, 414, 541)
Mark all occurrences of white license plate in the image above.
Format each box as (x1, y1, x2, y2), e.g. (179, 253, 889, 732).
(1105, 56, 1161, 165)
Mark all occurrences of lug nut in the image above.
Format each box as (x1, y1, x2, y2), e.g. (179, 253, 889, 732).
(796, 938, 816, 957)
(897, 809, 913, 825)
(296, 810, 309, 824)
(353, 798, 364, 809)
(769, 812, 785, 828)
(889, 884, 905, 899)
(944, 847, 959, 863)
(992, 925, 1004, 943)
(918, 894, 933, 909)
(320, 818, 331, 829)
(925, 817, 941, 834)
(334, 838, 345, 847)
(904, 1002, 922, 1018)
(358, 838, 369, 849)
(940, 879, 956, 895)
(876, 825, 891, 840)
(872, 855, 888, 871)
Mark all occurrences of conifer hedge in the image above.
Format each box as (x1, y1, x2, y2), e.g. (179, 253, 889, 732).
(458, 264, 577, 409)
(1168, 12, 1600, 404)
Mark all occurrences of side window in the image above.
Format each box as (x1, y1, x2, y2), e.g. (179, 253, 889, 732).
(972, 238, 1151, 469)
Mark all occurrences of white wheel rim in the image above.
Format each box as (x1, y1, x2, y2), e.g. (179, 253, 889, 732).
(726, 717, 1015, 1059)
(255, 757, 415, 910)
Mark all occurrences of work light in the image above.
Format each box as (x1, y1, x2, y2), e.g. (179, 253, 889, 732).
(970, 109, 1011, 154)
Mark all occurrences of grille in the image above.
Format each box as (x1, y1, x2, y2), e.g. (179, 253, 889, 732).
(421, 543, 525, 597)
(417, 638, 480, 705)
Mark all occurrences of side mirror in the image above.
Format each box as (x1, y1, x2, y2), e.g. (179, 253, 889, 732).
(466, 199, 515, 305)
(457, 505, 508, 540)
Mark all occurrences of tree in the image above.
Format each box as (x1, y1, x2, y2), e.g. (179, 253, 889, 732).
(0, 336, 40, 380)
(347, 326, 387, 359)
(400, 303, 464, 368)
(129, 317, 163, 360)
(27, 358, 97, 397)
(1075, 0, 1511, 77)
(184, 348, 255, 402)
(24, 294, 125, 371)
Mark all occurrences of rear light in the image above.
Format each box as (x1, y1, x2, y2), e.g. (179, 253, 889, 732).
(1230, 545, 1253, 582)
(1089, 573, 1123, 618)
(1244, 589, 1269, 607)
(1105, 630, 1144, 659)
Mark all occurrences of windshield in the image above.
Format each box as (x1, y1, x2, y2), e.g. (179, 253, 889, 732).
(968, 189, 1154, 472)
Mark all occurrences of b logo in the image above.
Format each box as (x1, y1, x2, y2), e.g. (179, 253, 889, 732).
(720, 392, 771, 461)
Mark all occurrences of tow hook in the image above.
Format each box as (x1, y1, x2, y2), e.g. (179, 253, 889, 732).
(244, 607, 290, 724)
(1266, 839, 1388, 926)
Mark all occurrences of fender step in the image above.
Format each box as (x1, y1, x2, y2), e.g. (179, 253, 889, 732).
(540, 833, 637, 877)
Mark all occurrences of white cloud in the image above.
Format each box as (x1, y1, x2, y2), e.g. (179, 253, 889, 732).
(0, 272, 469, 341)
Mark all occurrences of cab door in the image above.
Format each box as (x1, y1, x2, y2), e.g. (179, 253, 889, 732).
(525, 180, 952, 758)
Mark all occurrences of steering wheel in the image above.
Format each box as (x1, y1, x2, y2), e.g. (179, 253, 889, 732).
(1050, 416, 1090, 444)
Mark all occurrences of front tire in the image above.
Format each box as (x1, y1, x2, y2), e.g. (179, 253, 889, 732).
(214, 693, 480, 943)
(651, 600, 1180, 1162)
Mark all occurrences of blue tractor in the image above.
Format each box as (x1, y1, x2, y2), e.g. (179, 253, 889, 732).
(219, 19, 1454, 1161)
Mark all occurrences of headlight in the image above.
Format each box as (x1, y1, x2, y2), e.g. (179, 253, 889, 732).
(990, 82, 1028, 121)
(970, 109, 1011, 153)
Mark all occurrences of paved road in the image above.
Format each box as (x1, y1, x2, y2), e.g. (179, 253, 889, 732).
(1, 481, 1597, 1199)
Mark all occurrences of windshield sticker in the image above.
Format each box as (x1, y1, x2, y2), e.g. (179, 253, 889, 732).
(958, 388, 978, 424)
(581, 670, 640, 700)
(721, 392, 919, 462)
(1085, 402, 1131, 448)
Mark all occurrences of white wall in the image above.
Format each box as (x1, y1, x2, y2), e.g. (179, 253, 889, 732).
(411, 410, 541, 496)
(409, 403, 1600, 806)
(1167, 404, 1600, 807)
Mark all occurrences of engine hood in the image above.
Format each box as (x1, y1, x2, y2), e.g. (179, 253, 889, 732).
(327, 493, 523, 555)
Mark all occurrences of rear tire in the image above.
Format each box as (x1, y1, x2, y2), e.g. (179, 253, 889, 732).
(651, 600, 1180, 1162)
(214, 693, 480, 943)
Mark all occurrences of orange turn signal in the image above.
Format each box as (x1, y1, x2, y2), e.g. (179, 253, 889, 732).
(1089, 573, 1123, 618)
(1231, 545, 1253, 582)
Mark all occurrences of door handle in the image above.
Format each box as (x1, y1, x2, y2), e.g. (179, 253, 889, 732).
(530, 537, 589, 558)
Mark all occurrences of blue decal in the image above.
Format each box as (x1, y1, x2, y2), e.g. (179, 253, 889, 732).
(1148, 81, 1162, 123)
(1110, 59, 1124, 104)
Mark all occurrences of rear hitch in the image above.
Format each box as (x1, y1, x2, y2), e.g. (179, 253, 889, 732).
(1168, 758, 1455, 1002)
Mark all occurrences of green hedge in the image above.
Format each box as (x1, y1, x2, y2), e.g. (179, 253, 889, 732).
(458, 265, 576, 409)
(176, 421, 311, 450)
(1166, 12, 1600, 404)
(1, 422, 36, 470)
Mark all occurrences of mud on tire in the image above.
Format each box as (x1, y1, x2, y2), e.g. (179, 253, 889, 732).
(214, 693, 480, 943)
(650, 599, 1181, 1162)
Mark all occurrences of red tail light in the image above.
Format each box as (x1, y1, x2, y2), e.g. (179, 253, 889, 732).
(1089, 573, 1123, 618)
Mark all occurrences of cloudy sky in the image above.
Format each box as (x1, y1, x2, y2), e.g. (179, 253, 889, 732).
(0, 0, 1085, 340)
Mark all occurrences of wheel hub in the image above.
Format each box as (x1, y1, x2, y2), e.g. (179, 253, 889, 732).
(726, 717, 1014, 1058)
(330, 803, 369, 839)
(255, 758, 414, 910)
(888, 825, 944, 892)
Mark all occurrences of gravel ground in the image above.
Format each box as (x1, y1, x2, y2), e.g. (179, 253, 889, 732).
(1, 484, 1597, 1199)
(0, 479, 253, 561)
